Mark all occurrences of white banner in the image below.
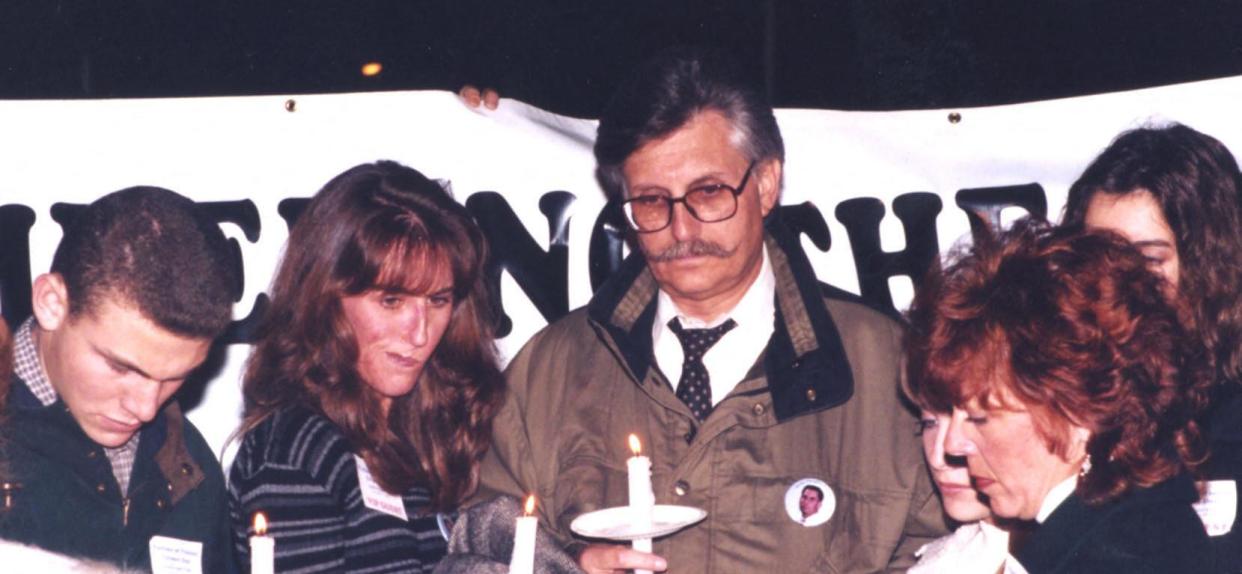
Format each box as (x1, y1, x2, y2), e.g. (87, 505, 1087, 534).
(3, 77, 1242, 462)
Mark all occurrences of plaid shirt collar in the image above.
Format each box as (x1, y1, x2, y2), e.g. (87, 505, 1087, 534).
(13, 317, 140, 495)
(14, 317, 56, 406)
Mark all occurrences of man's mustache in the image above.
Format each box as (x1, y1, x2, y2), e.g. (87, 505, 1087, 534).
(647, 240, 734, 262)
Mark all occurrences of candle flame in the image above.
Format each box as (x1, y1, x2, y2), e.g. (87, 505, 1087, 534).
(628, 433, 642, 456)
(254, 512, 268, 536)
(524, 494, 536, 515)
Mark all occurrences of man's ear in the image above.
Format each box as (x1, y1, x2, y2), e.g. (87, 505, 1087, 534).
(757, 159, 783, 217)
(31, 273, 70, 332)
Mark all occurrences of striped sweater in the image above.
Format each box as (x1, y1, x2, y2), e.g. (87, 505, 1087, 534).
(228, 406, 448, 573)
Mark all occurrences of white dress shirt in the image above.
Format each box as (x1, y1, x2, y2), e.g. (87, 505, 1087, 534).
(1036, 475, 1079, 523)
(652, 246, 776, 406)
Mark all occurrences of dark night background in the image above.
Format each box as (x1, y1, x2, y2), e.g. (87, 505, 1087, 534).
(2, 1, 1241, 118)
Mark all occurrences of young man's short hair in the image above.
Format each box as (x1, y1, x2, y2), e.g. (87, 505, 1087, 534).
(50, 186, 238, 338)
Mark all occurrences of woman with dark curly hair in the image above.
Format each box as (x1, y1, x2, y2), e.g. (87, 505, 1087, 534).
(228, 161, 504, 572)
(1061, 123, 1242, 572)
(907, 220, 1212, 573)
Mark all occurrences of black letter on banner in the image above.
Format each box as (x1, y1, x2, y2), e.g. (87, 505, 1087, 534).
(588, 202, 628, 291)
(0, 205, 36, 329)
(775, 202, 832, 253)
(834, 193, 942, 312)
(954, 183, 1047, 239)
(50, 200, 264, 345)
(466, 191, 574, 338)
(277, 198, 312, 231)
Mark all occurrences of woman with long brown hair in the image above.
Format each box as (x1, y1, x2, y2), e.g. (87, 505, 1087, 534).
(1061, 123, 1242, 572)
(228, 161, 504, 572)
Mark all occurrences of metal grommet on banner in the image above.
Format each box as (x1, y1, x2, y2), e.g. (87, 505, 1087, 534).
(1, 482, 21, 510)
(284, 99, 297, 112)
(948, 112, 962, 124)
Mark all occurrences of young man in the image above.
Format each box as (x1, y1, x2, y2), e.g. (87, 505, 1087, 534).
(480, 47, 946, 573)
(0, 187, 237, 572)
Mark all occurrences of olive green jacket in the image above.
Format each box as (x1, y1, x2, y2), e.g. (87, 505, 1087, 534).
(479, 220, 947, 573)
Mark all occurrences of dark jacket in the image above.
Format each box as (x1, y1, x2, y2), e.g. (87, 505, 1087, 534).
(1015, 474, 1212, 574)
(479, 219, 947, 573)
(0, 373, 232, 572)
(1204, 386, 1242, 574)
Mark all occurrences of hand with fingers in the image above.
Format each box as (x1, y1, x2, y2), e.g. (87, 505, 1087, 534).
(577, 544, 668, 574)
(458, 85, 500, 110)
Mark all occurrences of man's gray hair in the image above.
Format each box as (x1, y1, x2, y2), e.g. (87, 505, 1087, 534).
(594, 46, 785, 202)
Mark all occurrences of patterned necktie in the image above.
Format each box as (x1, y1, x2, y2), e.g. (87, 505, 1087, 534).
(668, 317, 737, 421)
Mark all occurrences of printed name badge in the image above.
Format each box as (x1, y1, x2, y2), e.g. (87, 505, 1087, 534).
(148, 535, 203, 574)
(355, 455, 409, 521)
(1194, 480, 1238, 537)
(784, 478, 835, 527)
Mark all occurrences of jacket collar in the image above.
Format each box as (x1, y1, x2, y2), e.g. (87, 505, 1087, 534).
(586, 215, 855, 421)
(1015, 473, 1199, 573)
(6, 373, 205, 504)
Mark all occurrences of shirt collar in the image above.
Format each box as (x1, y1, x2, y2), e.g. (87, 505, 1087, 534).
(653, 245, 775, 333)
(13, 317, 57, 407)
(1036, 474, 1078, 523)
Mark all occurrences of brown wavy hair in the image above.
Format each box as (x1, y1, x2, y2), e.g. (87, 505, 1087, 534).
(241, 160, 504, 511)
(1062, 123, 1242, 394)
(0, 321, 11, 480)
(905, 219, 1210, 505)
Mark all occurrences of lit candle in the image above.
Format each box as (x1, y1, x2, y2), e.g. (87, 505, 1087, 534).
(627, 434, 655, 574)
(510, 495, 537, 574)
(250, 512, 274, 574)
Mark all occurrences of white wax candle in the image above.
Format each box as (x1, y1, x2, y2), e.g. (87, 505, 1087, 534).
(510, 495, 537, 574)
(627, 434, 655, 574)
(250, 512, 275, 574)
(626, 435, 656, 515)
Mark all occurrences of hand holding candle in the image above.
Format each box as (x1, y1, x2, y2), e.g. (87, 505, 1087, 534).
(510, 495, 537, 574)
(627, 434, 655, 574)
(250, 512, 274, 574)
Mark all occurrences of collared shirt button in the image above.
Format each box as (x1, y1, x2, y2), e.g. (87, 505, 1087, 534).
(95, 483, 107, 494)
(180, 463, 193, 476)
(156, 499, 167, 510)
(673, 480, 690, 496)
(806, 388, 817, 402)
(752, 403, 766, 416)
(166, 482, 174, 492)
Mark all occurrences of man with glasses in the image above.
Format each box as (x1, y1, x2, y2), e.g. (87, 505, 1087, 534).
(480, 47, 946, 572)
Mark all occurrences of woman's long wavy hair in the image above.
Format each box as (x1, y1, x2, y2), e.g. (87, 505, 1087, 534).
(906, 220, 1211, 505)
(240, 160, 503, 511)
(1063, 123, 1242, 394)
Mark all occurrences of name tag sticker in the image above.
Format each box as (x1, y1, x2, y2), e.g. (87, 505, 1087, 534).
(149, 535, 203, 574)
(1194, 479, 1238, 537)
(355, 455, 409, 521)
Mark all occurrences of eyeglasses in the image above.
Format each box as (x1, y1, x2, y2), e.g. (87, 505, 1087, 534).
(620, 160, 757, 233)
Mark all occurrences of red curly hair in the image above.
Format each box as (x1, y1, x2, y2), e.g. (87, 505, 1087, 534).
(905, 219, 1210, 505)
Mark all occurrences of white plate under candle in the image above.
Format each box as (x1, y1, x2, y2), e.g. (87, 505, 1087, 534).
(570, 505, 707, 541)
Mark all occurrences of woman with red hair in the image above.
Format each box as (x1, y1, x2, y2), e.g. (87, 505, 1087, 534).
(906, 220, 1212, 573)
